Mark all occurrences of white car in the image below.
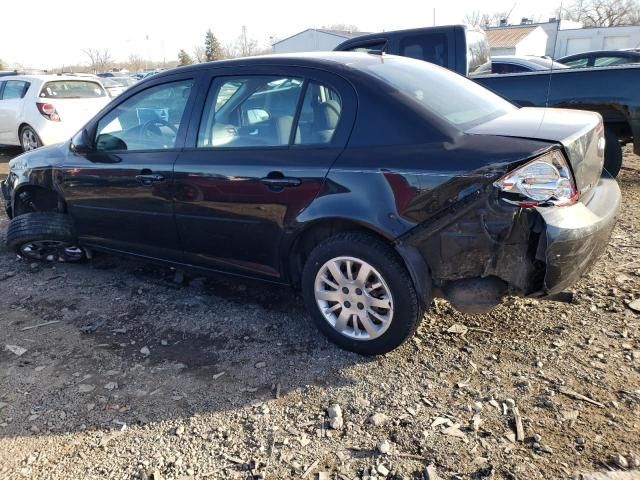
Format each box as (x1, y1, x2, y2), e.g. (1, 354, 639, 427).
(0, 75, 110, 151)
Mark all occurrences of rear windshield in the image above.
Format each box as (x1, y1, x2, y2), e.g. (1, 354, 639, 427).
(362, 56, 516, 129)
(39, 80, 106, 99)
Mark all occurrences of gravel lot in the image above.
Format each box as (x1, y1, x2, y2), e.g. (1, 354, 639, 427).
(0, 146, 639, 480)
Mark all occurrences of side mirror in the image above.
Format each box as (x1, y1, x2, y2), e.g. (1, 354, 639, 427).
(70, 129, 93, 154)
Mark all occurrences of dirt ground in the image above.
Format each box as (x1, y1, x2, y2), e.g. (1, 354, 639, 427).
(0, 146, 638, 480)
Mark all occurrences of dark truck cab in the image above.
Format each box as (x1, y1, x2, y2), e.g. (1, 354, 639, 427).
(334, 25, 489, 77)
(335, 25, 640, 176)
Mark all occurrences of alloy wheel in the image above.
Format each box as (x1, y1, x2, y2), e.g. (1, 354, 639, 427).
(314, 256, 394, 341)
(21, 129, 39, 151)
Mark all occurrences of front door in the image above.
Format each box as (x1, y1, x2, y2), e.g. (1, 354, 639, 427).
(59, 75, 198, 261)
(174, 68, 355, 279)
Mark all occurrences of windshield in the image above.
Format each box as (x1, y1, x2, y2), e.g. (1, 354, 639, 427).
(362, 55, 516, 129)
(39, 80, 106, 99)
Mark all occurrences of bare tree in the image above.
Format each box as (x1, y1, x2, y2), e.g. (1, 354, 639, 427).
(238, 26, 258, 57)
(126, 54, 145, 72)
(0, 58, 4, 70)
(561, 0, 640, 26)
(193, 45, 205, 63)
(463, 9, 513, 26)
(321, 23, 360, 32)
(82, 48, 113, 72)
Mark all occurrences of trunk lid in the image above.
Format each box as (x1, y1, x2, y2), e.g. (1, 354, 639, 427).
(467, 107, 605, 196)
(46, 97, 110, 131)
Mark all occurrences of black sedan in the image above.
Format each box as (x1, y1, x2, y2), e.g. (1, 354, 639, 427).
(558, 50, 640, 68)
(1, 53, 620, 354)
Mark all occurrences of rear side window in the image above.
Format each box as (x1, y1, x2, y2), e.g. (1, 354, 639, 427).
(295, 82, 342, 145)
(362, 56, 515, 129)
(593, 56, 632, 67)
(400, 34, 448, 67)
(2, 80, 29, 99)
(492, 63, 530, 74)
(39, 80, 106, 99)
(198, 76, 304, 148)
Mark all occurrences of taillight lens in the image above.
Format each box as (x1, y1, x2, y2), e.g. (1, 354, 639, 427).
(36, 102, 61, 121)
(494, 149, 579, 207)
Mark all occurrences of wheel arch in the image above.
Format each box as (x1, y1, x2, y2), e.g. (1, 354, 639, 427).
(283, 217, 432, 306)
(284, 218, 394, 287)
(11, 184, 67, 218)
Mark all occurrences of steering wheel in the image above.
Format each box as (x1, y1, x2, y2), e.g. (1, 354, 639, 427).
(141, 119, 178, 138)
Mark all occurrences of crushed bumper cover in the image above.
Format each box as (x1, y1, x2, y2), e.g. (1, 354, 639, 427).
(536, 173, 620, 295)
(400, 173, 620, 305)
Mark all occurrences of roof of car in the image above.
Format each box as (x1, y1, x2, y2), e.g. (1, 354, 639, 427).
(3, 74, 103, 83)
(152, 52, 399, 78)
(559, 50, 640, 59)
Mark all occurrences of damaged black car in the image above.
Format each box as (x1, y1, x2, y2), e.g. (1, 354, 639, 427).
(1, 53, 621, 355)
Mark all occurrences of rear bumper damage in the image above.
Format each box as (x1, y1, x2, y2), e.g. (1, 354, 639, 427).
(400, 173, 620, 312)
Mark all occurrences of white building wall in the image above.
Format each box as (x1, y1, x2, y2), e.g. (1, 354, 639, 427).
(554, 25, 640, 57)
(538, 20, 583, 55)
(514, 27, 548, 56)
(492, 47, 516, 56)
(273, 30, 350, 53)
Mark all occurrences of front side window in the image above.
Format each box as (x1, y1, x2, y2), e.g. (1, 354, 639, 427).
(400, 34, 448, 67)
(295, 82, 342, 145)
(95, 79, 193, 151)
(2, 80, 29, 99)
(198, 76, 303, 148)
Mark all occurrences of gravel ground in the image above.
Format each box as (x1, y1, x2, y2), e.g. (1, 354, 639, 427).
(0, 146, 639, 480)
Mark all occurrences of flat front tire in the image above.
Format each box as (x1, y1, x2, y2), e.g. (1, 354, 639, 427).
(6, 212, 86, 262)
(302, 232, 425, 355)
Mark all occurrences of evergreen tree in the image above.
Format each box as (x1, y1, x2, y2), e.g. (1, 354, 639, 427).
(204, 29, 223, 61)
(178, 49, 193, 66)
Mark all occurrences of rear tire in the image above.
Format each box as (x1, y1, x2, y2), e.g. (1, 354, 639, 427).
(603, 128, 622, 178)
(301, 232, 426, 355)
(6, 212, 86, 262)
(20, 125, 42, 152)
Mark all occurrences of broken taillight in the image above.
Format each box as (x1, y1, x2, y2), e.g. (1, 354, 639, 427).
(494, 149, 579, 207)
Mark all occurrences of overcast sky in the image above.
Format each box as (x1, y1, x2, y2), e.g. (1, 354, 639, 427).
(1, 0, 562, 69)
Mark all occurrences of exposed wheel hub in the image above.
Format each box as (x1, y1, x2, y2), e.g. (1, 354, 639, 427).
(20, 241, 84, 262)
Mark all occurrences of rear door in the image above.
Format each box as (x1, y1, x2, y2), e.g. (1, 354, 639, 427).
(58, 72, 201, 261)
(0, 79, 29, 144)
(174, 66, 356, 279)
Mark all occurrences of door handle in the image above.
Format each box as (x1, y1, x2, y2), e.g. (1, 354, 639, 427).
(136, 173, 165, 186)
(260, 174, 301, 189)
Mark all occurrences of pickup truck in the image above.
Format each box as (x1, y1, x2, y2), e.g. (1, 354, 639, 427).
(335, 26, 640, 176)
